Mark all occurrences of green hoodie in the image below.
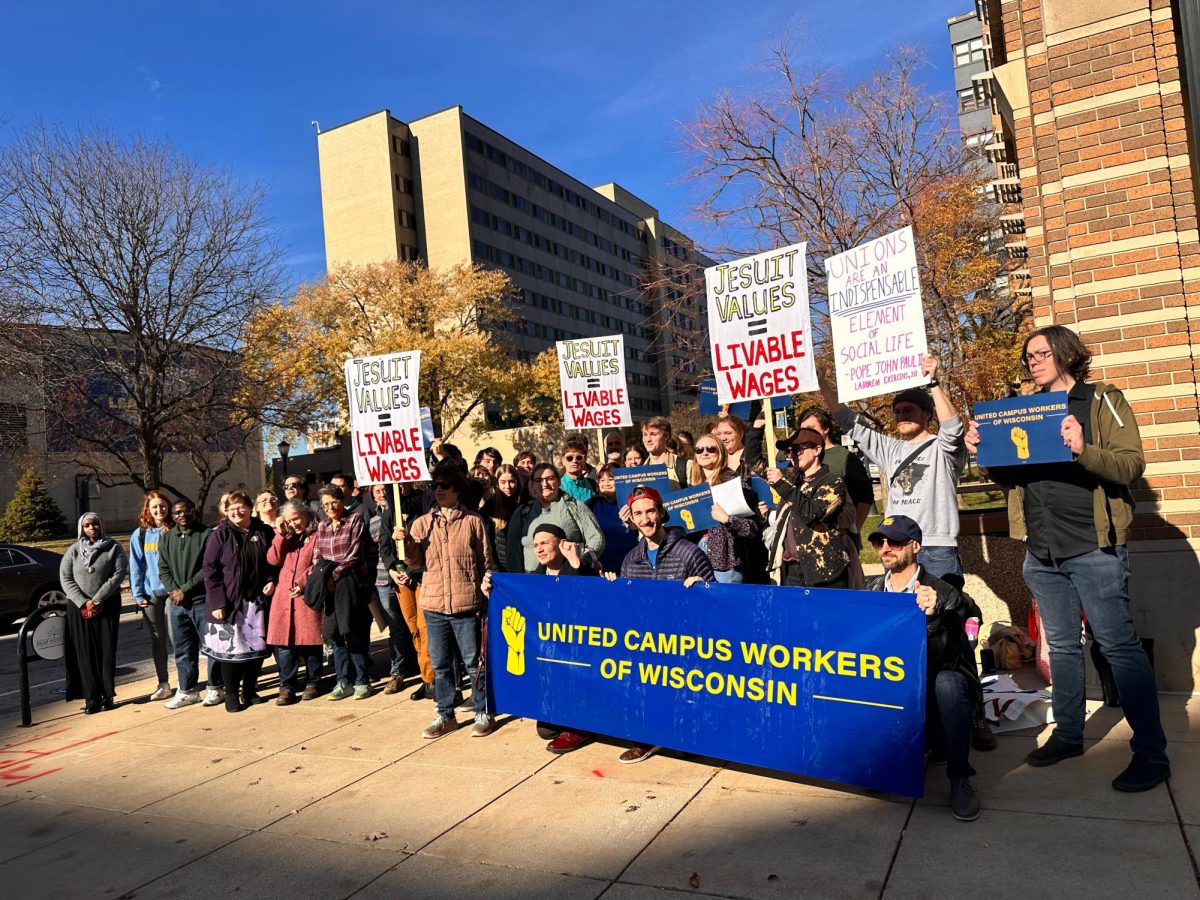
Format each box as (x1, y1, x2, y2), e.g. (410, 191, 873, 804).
(992, 381, 1144, 548)
(158, 523, 212, 603)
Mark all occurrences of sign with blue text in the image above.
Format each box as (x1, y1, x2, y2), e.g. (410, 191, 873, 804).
(488, 574, 928, 797)
(750, 476, 779, 510)
(613, 465, 672, 507)
(661, 484, 718, 533)
(698, 379, 752, 419)
(973, 392, 1072, 468)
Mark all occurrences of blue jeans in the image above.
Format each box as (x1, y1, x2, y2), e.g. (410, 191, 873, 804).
(167, 600, 222, 692)
(918, 545, 963, 591)
(714, 568, 743, 584)
(933, 670, 976, 780)
(276, 645, 323, 691)
(1023, 547, 1167, 765)
(425, 609, 485, 718)
(376, 583, 411, 677)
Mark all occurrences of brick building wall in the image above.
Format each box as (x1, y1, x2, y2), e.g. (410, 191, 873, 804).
(981, 0, 1200, 690)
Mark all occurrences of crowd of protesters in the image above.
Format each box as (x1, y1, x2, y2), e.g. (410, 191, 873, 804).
(56, 327, 1169, 825)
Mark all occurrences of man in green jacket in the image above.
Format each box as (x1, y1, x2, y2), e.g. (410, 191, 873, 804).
(158, 499, 221, 709)
(967, 325, 1168, 793)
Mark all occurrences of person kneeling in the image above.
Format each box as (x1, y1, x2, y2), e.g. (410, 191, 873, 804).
(865, 515, 983, 822)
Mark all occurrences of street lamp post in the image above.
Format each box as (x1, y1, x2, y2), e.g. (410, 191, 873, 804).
(276, 439, 291, 495)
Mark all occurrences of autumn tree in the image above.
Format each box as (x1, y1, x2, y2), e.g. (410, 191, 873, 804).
(646, 42, 1024, 414)
(243, 260, 556, 438)
(0, 124, 279, 509)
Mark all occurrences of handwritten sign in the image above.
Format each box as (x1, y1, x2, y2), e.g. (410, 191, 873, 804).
(706, 243, 817, 404)
(557, 334, 631, 429)
(826, 227, 929, 402)
(973, 392, 1072, 468)
(344, 351, 430, 485)
(613, 465, 671, 507)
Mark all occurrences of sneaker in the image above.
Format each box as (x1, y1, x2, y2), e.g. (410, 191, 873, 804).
(619, 745, 660, 764)
(950, 776, 981, 821)
(353, 684, 373, 700)
(471, 713, 495, 737)
(383, 674, 405, 695)
(150, 684, 174, 702)
(1112, 756, 1171, 792)
(327, 681, 353, 701)
(164, 690, 200, 710)
(422, 714, 458, 739)
(301, 684, 319, 701)
(276, 688, 298, 707)
(1025, 735, 1085, 768)
(202, 687, 225, 707)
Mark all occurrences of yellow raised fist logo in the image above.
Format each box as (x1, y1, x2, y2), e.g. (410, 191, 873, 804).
(501, 606, 526, 676)
(679, 508, 695, 530)
(1010, 426, 1030, 460)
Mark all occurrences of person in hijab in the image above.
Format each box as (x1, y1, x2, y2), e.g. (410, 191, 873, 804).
(202, 490, 276, 712)
(60, 513, 128, 714)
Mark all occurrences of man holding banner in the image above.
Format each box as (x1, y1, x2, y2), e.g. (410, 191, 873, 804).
(966, 326, 1168, 793)
(820, 357, 969, 589)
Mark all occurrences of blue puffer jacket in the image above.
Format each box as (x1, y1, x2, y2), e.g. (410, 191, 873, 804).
(619, 527, 714, 582)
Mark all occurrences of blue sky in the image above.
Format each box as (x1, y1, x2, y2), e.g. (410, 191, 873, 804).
(0, 0, 973, 289)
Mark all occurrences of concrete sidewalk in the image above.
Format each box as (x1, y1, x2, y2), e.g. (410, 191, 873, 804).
(1, 648, 1198, 900)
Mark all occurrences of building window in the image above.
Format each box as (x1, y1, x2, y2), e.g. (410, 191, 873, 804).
(958, 83, 988, 112)
(397, 209, 418, 230)
(953, 37, 984, 67)
(400, 244, 419, 261)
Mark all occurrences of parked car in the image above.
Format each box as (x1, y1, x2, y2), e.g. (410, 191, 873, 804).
(0, 542, 66, 627)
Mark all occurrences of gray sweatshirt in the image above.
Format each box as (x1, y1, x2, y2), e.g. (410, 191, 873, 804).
(834, 408, 967, 548)
(60, 515, 128, 609)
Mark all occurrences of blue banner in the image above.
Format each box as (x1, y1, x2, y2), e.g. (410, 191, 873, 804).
(973, 391, 1071, 468)
(662, 484, 717, 533)
(699, 379, 752, 419)
(488, 574, 928, 797)
(613, 464, 672, 506)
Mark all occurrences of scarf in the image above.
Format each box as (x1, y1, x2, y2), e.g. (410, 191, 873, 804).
(76, 513, 115, 569)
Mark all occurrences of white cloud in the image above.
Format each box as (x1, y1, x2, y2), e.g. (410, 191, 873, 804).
(137, 65, 163, 98)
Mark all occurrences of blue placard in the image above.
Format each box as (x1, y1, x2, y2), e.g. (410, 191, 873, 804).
(662, 484, 717, 533)
(419, 407, 435, 445)
(750, 476, 779, 510)
(699, 379, 752, 419)
(488, 575, 927, 797)
(973, 392, 1072, 468)
(613, 465, 672, 507)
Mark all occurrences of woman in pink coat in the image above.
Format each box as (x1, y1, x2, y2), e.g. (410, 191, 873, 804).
(267, 500, 324, 703)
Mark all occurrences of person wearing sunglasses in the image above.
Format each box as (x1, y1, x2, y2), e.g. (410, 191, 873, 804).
(558, 435, 598, 504)
(505, 463, 606, 574)
(765, 428, 853, 588)
(966, 325, 1168, 793)
(688, 437, 765, 584)
(863, 515, 984, 822)
(819, 356, 967, 590)
(398, 462, 496, 739)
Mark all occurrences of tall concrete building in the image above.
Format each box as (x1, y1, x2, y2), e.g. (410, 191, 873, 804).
(972, 0, 1200, 690)
(949, 10, 998, 166)
(317, 107, 709, 431)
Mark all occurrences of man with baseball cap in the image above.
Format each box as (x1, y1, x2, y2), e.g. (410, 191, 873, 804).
(819, 356, 968, 589)
(603, 485, 714, 764)
(865, 514, 985, 821)
(766, 427, 854, 587)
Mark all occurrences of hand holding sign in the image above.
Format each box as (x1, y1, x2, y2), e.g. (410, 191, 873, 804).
(1061, 415, 1084, 455)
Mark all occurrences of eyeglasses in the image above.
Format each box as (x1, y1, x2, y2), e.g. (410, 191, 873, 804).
(563, 454, 585, 462)
(694, 446, 720, 455)
(868, 537, 912, 549)
(226, 506, 249, 514)
(1023, 348, 1054, 365)
(432, 481, 455, 491)
(259, 497, 279, 505)
(536, 475, 559, 483)
(284, 482, 304, 490)
(788, 444, 819, 455)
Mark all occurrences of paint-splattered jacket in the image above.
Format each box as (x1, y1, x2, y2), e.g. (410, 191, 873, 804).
(769, 465, 851, 587)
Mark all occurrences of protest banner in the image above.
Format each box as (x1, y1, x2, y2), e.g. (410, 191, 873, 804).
(973, 392, 1072, 468)
(826, 226, 929, 403)
(661, 484, 718, 533)
(343, 351, 430, 485)
(698, 378, 752, 419)
(557, 334, 631, 430)
(613, 464, 672, 507)
(706, 243, 817, 404)
(489, 574, 928, 797)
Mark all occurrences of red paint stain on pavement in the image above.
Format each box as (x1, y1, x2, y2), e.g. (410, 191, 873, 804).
(592, 769, 606, 777)
(0, 728, 118, 786)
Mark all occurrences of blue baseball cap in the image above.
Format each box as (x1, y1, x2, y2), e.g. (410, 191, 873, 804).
(868, 515, 923, 546)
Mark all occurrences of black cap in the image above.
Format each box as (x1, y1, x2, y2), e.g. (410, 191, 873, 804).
(891, 388, 934, 415)
(532, 523, 567, 540)
(867, 515, 923, 546)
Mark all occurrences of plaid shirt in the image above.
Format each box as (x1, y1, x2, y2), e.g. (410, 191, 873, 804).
(312, 511, 369, 585)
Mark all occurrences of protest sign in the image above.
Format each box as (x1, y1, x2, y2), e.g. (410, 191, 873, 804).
(343, 351, 430, 485)
(698, 379, 752, 419)
(826, 226, 929, 403)
(419, 407, 435, 445)
(750, 476, 779, 510)
(557, 334, 631, 429)
(489, 574, 928, 797)
(613, 465, 672, 507)
(711, 478, 754, 517)
(662, 484, 718, 533)
(973, 392, 1072, 468)
(706, 243, 817, 404)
